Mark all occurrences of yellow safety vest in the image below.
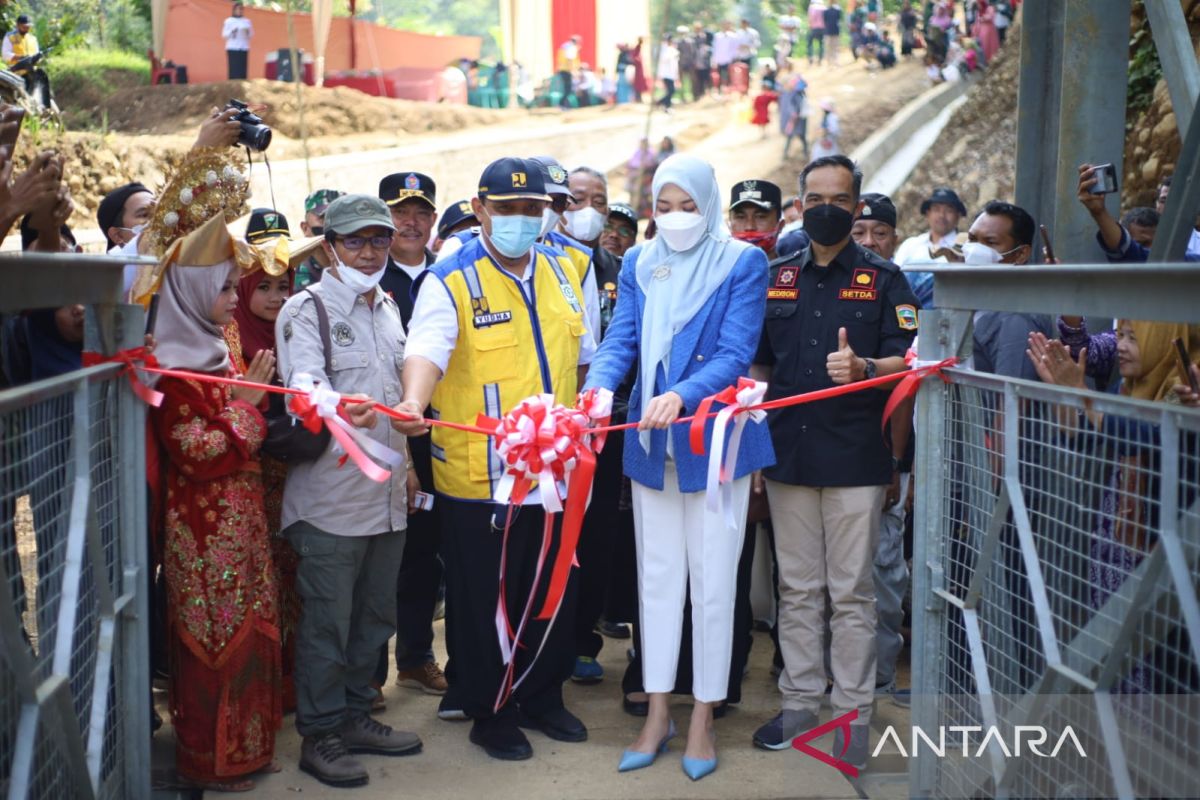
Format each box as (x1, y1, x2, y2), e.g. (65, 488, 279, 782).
(544, 230, 592, 288)
(429, 240, 587, 500)
(7, 32, 32, 70)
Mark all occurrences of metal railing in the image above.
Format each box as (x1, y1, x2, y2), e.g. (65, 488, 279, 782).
(910, 264, 1200, 799)
(1, 253, 153, 800)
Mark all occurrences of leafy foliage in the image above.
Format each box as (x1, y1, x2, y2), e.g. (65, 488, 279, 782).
(45, 47, 149, 128)
(1126, 12, 1162, 121)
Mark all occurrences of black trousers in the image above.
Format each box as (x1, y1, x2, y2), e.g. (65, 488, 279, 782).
(375, 434, 442, 683)
(622, 519, 756, 703)
(227, 49, 248, 80)
(440, 497, 577, 720)
(573, 429, 626, 659)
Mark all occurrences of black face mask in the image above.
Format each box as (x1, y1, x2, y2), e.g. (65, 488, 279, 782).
(803, 203, 854, 246)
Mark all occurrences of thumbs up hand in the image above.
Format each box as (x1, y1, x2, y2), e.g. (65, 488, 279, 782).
(826, 326, 865, 385)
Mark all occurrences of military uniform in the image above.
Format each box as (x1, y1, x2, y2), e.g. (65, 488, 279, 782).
(753, 240, 917, 727)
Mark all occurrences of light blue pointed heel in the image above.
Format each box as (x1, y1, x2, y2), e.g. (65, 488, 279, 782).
(618, 719, 677, 772)
(681, 754, 718, 781)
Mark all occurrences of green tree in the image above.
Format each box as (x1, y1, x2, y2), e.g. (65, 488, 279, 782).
(650, 0, 735, 36)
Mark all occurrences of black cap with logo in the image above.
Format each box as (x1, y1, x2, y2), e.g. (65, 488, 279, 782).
(608, 202, 637, 227)
(437, 199, 478, 240)
(379, 172, 437, 208)
(857, 193, 897, 229)
(477, 157, 551, 202)
(245, 207, 291, 243)
(730, 179, 782, 213)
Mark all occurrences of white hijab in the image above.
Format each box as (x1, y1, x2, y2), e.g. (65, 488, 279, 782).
(636, 153, 750, 451)
(153, 259, 238, 374)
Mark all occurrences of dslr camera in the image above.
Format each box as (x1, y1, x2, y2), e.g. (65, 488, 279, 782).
(225, 99, 272, 152)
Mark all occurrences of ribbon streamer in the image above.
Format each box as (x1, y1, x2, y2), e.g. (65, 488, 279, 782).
(93, 344, 956, 711)
(290, 373, 403, 484)
(699, 378, 768, 529)
(82, 347, 164, 407)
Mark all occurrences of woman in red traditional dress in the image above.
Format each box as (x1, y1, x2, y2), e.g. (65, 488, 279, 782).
(224, 261, 302, 714)
(151, 223, 282, 792)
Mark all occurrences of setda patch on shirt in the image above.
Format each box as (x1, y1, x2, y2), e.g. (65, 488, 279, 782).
(331, 321, 355, 345)
(839, 267, 878, 301)
(896, 304, 918, 331)
(768, 266, 800, 300)
(471, 296, 513, 328)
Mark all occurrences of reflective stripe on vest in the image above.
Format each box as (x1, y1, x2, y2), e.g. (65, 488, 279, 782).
(429, 244, 586, 500)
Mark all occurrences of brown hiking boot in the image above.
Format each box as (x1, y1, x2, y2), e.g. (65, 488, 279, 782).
(342, 713, 423, 756)
(300, 732, 369, 788)
(395, 660, 448, 695)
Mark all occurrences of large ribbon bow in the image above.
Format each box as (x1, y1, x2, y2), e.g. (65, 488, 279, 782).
(476, 390, 612, 711)
(82, 347, 164, 407)
(690, 377, 768, 529)
(289, 373, 405, 483)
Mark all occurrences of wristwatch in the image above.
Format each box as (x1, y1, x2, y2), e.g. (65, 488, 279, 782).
(862, 358, 877, 380)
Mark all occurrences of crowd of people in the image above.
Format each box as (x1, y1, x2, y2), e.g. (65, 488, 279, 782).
(2, 2, 1199, 795)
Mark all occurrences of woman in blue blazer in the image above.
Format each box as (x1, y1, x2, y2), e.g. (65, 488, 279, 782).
(583, 154, 774, 780)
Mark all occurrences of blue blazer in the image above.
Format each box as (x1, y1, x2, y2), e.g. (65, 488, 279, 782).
(583, 243, 776, 492)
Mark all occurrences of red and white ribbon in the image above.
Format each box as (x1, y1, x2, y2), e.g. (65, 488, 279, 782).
(290, 372, 404, 483)
(699, 378, 768, 529)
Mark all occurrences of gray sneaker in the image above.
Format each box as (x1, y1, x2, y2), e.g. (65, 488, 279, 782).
(832, 723, 870, 770)
(342, 713, 423, 756)
(300, 732, 369, 788)
(752, 709, 819, 751)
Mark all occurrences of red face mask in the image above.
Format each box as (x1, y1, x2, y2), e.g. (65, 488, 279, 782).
(733, 228, 778, 253)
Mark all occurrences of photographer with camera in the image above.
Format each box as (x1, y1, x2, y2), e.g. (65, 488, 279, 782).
(1077, 162, 1200, 264)
(3, 15, 50, 110)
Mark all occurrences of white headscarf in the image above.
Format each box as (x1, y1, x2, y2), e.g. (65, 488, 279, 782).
(636, 153, 750, 451)
(153, 259, 238, 374)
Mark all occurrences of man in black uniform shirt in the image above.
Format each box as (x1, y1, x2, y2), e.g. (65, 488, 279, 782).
(750, 156, 918, 770)
(372, 171, 448, 697)
(378, 172, 437, 327)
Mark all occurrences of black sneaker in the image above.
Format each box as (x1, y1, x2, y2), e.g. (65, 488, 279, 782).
(832, 724, 870, 770)
(518, 705, 588, 743)
(469, 718, 533, 761)
(752, 709, 819, 751)
(437, 693, 469, 721)
(595, 619, 631, 639)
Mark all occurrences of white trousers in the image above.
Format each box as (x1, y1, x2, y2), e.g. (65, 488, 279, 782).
(631, 462, 751, 702)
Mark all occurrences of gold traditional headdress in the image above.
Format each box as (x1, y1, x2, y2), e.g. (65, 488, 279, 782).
(140, 147, 251, 259)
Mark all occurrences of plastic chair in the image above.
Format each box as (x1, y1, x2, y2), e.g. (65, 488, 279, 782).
(148, 50, 176, 85)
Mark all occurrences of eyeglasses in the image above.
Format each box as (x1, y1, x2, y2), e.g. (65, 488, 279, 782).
(337, 234, 393, 251)
(603, 222, 636, 238)
(310, 225, 325, 236)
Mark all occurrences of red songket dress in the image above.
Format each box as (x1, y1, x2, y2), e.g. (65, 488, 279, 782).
(152, 374, 281, 781)
(224, 320, 300, 712)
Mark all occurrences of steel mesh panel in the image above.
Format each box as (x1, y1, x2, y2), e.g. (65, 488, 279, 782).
(1, 364, 146, 800)
(924, 374, 1200, 798)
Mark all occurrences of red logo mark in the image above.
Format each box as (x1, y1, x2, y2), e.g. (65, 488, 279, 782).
(776, 267, 798, 287)
(791, 709, 860, 777)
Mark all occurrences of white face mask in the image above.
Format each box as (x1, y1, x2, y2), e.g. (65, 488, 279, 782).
(961, 241, 1020, 265)
(655, 211, 707, 252)
(563, 207, 605, 242)
(333, 251, 385, 294)
(540, 208, 562, 239)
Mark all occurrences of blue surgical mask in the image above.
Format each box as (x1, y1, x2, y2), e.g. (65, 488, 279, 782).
(485, 210, 543, 258)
